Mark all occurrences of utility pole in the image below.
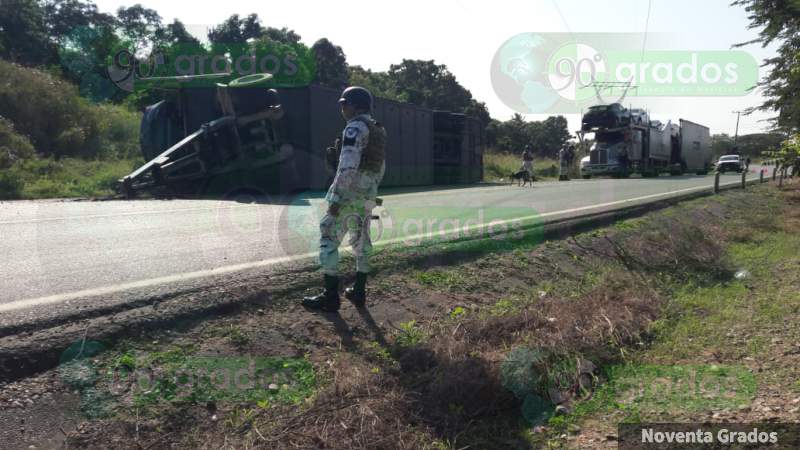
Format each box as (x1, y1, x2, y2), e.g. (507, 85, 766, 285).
(733, 110, 742, 147)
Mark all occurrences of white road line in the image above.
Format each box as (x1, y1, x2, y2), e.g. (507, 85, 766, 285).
(0, 179, 738, 313)
(0, 203, 262, 225)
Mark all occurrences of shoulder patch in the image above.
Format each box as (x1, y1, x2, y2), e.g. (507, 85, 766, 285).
(345, 127, 359, 139)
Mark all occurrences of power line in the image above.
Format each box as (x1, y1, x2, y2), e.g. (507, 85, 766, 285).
(641, 0, 653, 63)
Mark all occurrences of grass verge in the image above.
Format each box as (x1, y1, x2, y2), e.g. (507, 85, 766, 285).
(0, 157, 143, 199)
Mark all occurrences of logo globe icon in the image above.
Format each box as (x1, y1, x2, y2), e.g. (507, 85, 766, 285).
(491, 33, 561, 113)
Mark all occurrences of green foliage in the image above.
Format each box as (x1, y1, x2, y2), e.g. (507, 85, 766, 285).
(414, 269, 469, 291)
(487, 114, 571, 158)
(394, 320, 426, 348)
(570, 364, 756, 423)
(312, 38, 348, 88)
(733, 0, 800, 130)
(0, 59, 140, 159)
(766, 133, 800, 166)
(0, 0, 57, 66)
(0, 117, 35, 169)
(1, 157, 142, 199)
(347, 60, 490, 124)
(711, 132, 785, 159)
(207, 13, 264, 44)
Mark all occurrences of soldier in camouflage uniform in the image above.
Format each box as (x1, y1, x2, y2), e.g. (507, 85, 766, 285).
(302, 86, 386, 312)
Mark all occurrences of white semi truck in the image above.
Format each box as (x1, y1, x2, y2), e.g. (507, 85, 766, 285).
(578, 103, 712, 178)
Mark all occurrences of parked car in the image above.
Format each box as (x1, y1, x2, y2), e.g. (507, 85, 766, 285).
(715, 154, 743, 173)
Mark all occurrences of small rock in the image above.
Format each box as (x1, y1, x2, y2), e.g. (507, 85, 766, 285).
(788, 407, 799, 414)
(734, 269, 750, 280)
(211, 414, 217, 421)
(268, 383, 279, 391)
(791, 398, 800, 404)
(12, 400, 23, 408)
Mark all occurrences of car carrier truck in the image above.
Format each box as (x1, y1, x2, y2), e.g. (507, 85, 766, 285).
(578, 103, 712, 178)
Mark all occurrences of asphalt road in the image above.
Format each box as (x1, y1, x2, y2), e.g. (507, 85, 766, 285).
(0, 168, 765, 321)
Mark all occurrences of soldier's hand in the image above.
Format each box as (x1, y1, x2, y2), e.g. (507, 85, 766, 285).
(328, 202, 341, 216)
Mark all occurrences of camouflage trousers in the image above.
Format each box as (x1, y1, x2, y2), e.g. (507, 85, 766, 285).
(319, 200, 377, 276)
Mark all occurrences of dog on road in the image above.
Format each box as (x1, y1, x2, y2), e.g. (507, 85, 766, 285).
(510, 170, 533, 187)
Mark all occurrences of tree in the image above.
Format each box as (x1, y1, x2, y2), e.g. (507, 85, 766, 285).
(388, 59, 472, 112)
(733, 0, 800, 131)
(42, 0, 116, 43)
(207, 13, 263, 44)
(489, 114, 571, 157)
(155, 19, 200, 46)
(263, 26, 301, 45)
(311, 38, 348, 88)
(116, 4, 162, 54)
(0, 0, 55, 65)
(347, 65, 401, 100)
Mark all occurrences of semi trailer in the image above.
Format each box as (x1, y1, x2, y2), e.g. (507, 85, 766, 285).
(578, 103, 712, 178)
(120, 74, 484, 198)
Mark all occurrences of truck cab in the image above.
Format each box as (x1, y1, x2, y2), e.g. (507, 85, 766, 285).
(584, 130, 631, 177)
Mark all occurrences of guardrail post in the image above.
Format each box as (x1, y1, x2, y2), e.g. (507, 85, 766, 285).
(741, 170, 746, 189)
(760, 169, 764, 183)
(714, 171, 721, 194)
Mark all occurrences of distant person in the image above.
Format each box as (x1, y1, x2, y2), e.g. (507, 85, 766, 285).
(559, 144, 575, 180)
(302, 86, 386, 312)
(521, 145, 534, 179)
(745, 157, 751, 170)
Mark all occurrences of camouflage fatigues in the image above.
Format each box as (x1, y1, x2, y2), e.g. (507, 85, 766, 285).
(319, 114, 386, 276)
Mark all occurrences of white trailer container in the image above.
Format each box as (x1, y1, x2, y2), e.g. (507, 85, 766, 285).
(678, 119, 712, 174)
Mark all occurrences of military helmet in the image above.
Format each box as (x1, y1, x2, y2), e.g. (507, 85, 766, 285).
(338, 86, 373, 112)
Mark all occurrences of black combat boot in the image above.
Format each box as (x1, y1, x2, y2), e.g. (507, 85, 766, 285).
(344, 272, 368, 308)
(302, 275, 340, 312)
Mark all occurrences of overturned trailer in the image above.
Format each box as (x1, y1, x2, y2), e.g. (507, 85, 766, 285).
(121, 75, 484, 197)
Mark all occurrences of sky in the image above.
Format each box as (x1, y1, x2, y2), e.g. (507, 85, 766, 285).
(94, 0, 779, 136)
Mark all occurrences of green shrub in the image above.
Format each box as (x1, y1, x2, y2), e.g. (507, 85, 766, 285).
(4, 156, 142, 199)
(0, 59, 140, 159)
(0, 117, 35, 168)
(0, 170, 24, 199)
